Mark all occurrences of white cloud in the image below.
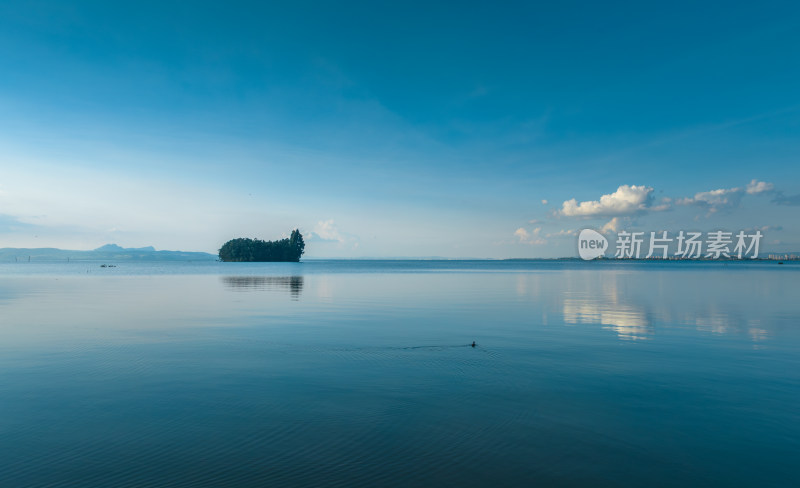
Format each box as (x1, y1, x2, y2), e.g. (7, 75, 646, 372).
(746, 179, 775, 195)
(306, 220, 361, 253)
(559, 185, 654, 217)
(677, 179, 781, 215)
(677, 187, 743, 213)
(308, 219, 345, 243)
(748, 225, 783, 232)
(514, 227, 545, 245)
(545, 229, 576, 238)
(601, 217, 620, 234)
(652, 197, 672, 212)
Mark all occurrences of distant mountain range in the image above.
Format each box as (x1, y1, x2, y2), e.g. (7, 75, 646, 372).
(0, 244, 216, 262)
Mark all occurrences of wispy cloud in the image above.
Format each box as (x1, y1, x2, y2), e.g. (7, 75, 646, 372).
(652, 197, 672, 212)
(601, 217, 621, 234)
(747, 225, 783, 232)
(746, 179, 775, 195)
(306, 219, 360, 248)
(676, 179, 790, 215)
(514, 227, 545, 245)
(772, 192, 800, 206)
(0, 214, 34, 233)
(545, 229, 576, 238)
(677, 187, 744, 214)
(308, 219, 346, 243)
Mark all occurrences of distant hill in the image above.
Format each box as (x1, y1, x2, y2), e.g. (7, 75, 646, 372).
(94, 243, 156, 253)
(0, 244, 216, 262)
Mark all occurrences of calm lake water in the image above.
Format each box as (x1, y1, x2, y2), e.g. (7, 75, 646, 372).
(1, 260, 798, 487)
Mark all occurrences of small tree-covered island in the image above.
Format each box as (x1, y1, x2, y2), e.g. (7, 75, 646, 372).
(218, 229, 305, 262)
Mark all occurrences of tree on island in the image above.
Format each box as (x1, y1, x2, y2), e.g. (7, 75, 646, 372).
(219, 229, 305, 262)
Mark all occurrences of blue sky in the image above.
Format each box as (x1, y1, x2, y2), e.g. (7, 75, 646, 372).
(1, 0, 798, 257)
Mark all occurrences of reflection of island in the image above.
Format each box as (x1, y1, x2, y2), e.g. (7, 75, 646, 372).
(222, 276, 304, 299)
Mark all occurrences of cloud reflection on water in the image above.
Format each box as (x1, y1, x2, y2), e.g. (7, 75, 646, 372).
(563, 295, 652, 341)
(533, 270, 777, 343)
